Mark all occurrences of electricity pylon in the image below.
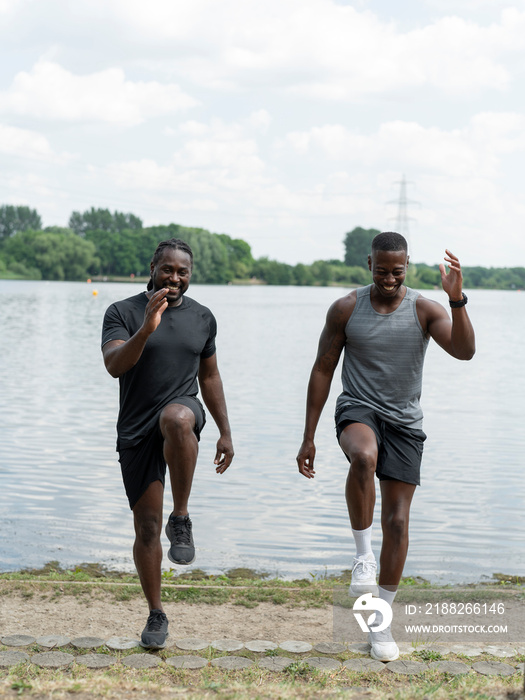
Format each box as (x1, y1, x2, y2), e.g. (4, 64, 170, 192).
(387, 174, 419, 254)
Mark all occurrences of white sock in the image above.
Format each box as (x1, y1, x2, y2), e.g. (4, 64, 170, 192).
(352, 525, 373, 559)
(378, 586, 397, 608)
(371, 587, 397, 639)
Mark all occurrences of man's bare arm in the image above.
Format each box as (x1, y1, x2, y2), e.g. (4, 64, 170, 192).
(420, 250, 475, 360)
(198, 353, 234, 474)
(296, 297, 352, 478)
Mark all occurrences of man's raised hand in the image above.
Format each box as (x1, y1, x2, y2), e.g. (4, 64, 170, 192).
(439, 249, 463, 301)
(143, 288, 169, 334)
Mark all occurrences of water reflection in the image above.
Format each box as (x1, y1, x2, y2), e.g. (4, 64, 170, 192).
(0, 280, 523, 582)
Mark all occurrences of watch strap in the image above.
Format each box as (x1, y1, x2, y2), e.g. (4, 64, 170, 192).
(449, 293, 468, 308)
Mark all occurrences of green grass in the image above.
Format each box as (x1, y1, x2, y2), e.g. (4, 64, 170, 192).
(1, 653, 523, 700)
(1, 562, 523, 613)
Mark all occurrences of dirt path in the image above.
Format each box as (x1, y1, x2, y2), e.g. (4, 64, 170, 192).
(1, 590, 333, 643)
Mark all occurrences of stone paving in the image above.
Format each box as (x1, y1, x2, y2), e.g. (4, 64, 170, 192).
(0, 633, 524, 676)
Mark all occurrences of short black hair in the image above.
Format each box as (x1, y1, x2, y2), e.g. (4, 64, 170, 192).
(147, 238, 193, 290)
(371, 231, 408, 254)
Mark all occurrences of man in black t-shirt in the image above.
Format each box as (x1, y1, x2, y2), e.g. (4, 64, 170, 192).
(102, 238, 234, 649)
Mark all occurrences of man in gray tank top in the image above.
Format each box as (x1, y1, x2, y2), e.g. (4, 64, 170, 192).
(297, 232, 475, 662)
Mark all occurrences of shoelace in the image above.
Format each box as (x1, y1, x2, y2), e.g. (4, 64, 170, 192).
(352, 558, 376, 578)
(172, 517, 192, 545)
(147, 611, 166, 631)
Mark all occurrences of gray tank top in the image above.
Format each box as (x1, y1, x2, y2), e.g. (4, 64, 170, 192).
(336, 284, 429, 429)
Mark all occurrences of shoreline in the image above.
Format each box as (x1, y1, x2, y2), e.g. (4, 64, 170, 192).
(3, 561, 525, 587)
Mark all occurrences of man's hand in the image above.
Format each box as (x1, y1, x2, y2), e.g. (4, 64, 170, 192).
(439, 249, 463, 301)
(143, 288, 169, 334)
(296, 439, 316, 479)
(214, 435, 234, 474)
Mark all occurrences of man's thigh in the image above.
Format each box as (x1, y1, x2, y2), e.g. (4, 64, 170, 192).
(338, 422, 379, 465)
(336, 405, 381, 465)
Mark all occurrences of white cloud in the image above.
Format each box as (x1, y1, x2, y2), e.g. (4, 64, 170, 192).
(0, 0, 20, 13)
(248, 109, 272, 133)
(173, 122, 265, 177)
(101, 0, 523, 98)
(0, 60, 198, 126)
(426, 0, 525, 15)
(100, 118, 387, 230)
(284, 113, 525, 178)
(106, 119, 268, 200)
(0, 122, 58, 160)
(1, 2, 523, 103)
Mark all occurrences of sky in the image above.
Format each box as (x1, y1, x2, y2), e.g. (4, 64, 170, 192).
(1, 0, 524, 267)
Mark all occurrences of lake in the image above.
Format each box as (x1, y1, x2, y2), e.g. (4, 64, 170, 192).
(0, 280, 523, 584)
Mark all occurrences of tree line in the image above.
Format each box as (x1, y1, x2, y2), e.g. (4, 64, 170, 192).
(0, 205, 523, 290)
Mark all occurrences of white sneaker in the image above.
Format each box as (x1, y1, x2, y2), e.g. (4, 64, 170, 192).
(368, 626, 399, 662)
(349, 554, 378, 597)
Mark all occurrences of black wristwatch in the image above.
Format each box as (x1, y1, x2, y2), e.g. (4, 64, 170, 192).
(449, 293, 468, 308)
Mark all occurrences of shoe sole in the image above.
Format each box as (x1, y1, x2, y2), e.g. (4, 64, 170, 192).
(139, 640, 167, 650)
(167, 550, 196, 566)
(165, 523, 196, 565)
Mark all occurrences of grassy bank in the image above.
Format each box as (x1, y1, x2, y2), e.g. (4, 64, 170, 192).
(2, 561, 524, 606)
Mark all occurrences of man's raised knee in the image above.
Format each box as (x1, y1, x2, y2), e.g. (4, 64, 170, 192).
(160, 404, 195, 440)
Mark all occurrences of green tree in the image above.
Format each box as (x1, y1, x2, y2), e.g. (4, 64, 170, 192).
(3, 229, 98, 280)
(0, 205, 42, 242)
(461, 266, 485, 288)
(466, 266, 525, 290)
(86, 228, 154, 276)
(217, 233, 254, 279)
(69, 208, 143, 237)
(414, 264, 441, 288)
(507, 267, 525, 289)
(344, 227, 380, 267)
(251, 257, 295, 285)
(310, 260, 333, 286)
(331, 264, 370, 286)
(293, 263, 315, 286)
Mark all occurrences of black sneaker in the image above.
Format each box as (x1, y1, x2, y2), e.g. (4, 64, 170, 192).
(165, 514, 195, 565)
(140, 609, 169, 649)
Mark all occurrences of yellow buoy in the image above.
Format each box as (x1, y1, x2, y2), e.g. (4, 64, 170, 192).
(92, 289, 98, 296)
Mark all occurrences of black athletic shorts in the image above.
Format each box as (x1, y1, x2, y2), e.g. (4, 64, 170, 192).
(335, 404, 426, 486)
(118, 396, 206, 510)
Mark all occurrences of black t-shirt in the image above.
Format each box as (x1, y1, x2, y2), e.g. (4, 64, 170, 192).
(102, 292, 217, 448)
